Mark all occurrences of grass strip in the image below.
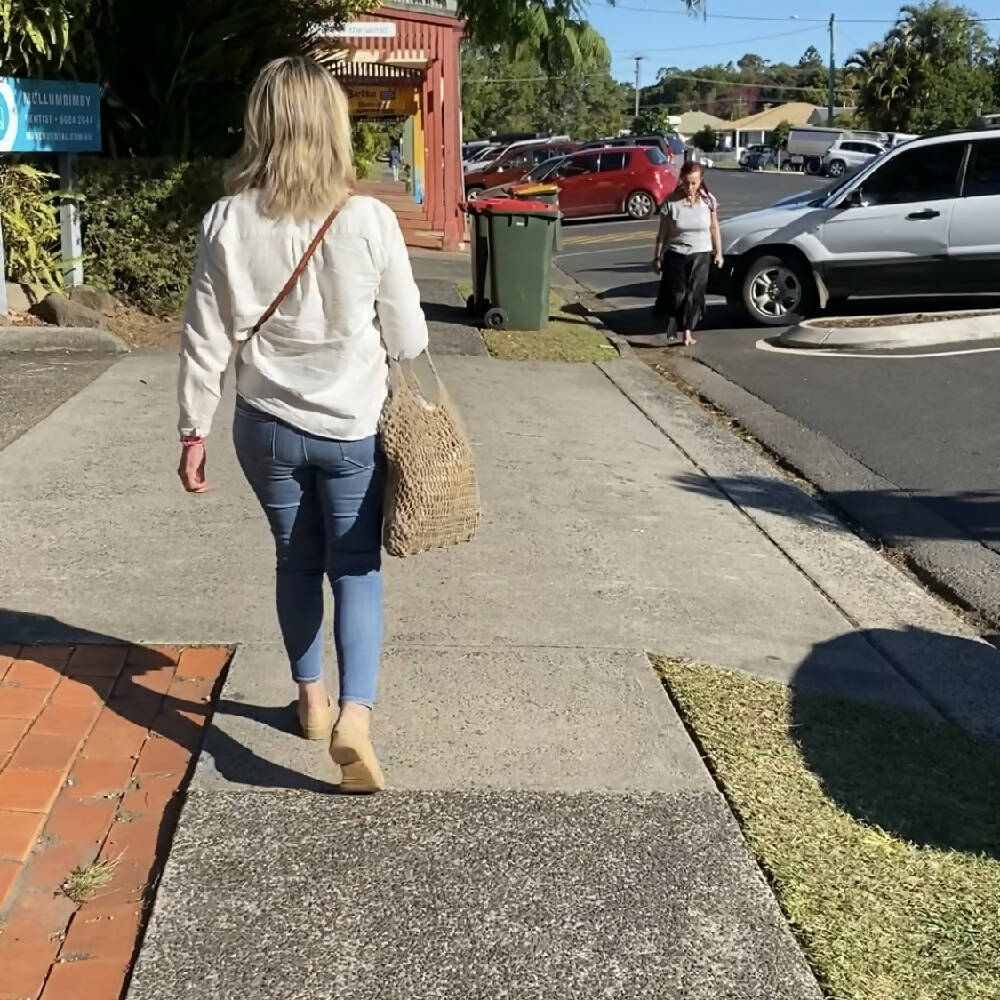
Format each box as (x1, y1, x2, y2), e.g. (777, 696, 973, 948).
(655, 657, 1000, 1000)
(459, 284, 617, 362)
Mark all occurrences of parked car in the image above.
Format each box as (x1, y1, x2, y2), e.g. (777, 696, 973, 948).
(738, 144, 771, 166)
(823, 137, 886, 177)
(581, 133, 687, 167)
(541, 146, 679, 219)
(711, 127, 1000, 325)
(463, 144, 501, 172)
(464, 140, 577, 196)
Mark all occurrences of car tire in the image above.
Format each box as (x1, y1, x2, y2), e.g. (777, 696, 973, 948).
(740, 252, 818, 327)
(625, 190, 656, 219)
(804, 157, 823, 175)
(465, 186, 484, 200)
(827, 159, 846, 177)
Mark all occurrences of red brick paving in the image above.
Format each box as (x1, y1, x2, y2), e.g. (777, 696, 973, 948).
(0, 644, 230, 1000)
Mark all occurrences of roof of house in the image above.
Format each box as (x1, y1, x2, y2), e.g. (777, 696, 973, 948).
(724, 102, 820, 131)
(676, 110, 729, 134)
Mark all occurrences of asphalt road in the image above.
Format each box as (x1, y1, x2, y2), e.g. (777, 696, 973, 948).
(559, 167, 1000, 621)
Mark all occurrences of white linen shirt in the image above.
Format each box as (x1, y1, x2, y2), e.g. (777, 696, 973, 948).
(178, 191, 428, 440)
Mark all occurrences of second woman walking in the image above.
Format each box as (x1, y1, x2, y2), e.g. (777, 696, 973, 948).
(652, 161, 723, 346)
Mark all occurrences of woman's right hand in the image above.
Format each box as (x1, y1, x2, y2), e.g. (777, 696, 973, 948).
(651, 257, 662, 274)
(178, 441, 211, 493)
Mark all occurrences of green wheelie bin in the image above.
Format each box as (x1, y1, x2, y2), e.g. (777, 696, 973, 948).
(475, 197, 559, 331)
(464, 197, 492, 316)
(508, 182, 563, 251)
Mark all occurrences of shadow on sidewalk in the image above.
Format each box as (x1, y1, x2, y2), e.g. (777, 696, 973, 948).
(791, 628, 1000, 860)
(0, 608, 331, 794)
(672, 471, 1000, 544)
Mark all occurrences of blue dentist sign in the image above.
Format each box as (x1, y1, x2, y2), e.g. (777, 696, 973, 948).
(0, 77, 102, 153)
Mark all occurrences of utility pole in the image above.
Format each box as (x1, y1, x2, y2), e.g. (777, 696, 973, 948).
(827, 13, 836, 127)
(634, 55, 643, 122)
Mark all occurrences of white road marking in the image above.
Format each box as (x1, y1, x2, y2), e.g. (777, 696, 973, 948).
(755, 339, 1000, 360)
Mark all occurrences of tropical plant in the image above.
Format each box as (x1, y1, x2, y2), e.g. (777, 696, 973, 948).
(461, 0, 705, 71)
(0, 0, 90, 76)
(462, 41, 624, 139)
(846, 2, 994, 132)
(64, 0, 377, 158)
(0, 163, 63, 288)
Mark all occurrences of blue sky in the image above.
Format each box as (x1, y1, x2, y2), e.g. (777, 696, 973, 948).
(583, 0, 1000, 86)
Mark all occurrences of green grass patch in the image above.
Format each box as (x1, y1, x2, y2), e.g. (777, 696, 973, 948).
(458, 284, 617, 362)
(655, 657, 1000, 1000)
(62, 857, 119, 903)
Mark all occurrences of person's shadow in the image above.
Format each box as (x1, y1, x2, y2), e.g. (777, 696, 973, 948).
(791, 627, 1000, 860)
(0, 607, 333, 795)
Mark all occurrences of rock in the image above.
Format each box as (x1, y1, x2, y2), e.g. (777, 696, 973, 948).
(68, 284, 119, 315)
(29, 292, 107, 329)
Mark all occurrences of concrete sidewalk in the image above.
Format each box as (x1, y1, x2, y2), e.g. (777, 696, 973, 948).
(3, 283, 998, 996)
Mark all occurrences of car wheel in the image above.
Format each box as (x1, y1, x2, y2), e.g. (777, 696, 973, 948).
(741, 253, 818, 327)
(625, 190, 656, 219)
(465, 186, 484, 200)
(804, 157, 823, 175)
(827, 159, 846, 177)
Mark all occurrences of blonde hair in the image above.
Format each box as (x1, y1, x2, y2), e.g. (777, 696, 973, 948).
(227, 57, 355, 220)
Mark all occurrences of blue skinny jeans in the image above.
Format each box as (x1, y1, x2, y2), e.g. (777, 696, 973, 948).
(232, 396, 383, 706)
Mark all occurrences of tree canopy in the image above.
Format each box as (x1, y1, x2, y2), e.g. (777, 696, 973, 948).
(460, 0, 705, 72)
(847, 2, 995, 132)
(462, 42, 625, 139)
(639, 47, 838, 120)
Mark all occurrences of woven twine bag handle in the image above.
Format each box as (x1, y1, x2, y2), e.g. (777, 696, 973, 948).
(247, 206, 340, 339)
(386, 349, 443, 403)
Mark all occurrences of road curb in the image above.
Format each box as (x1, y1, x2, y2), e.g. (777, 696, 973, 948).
(779, 309, 1000, 350)
(595, 352, 1000, 742)
(655, 351, 1000, 632)
(0, 325, 130, 353)
(0, 325, 129, 353)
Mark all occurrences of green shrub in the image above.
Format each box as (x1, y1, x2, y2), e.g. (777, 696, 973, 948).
(78, 158, 224, 315)
(0, 163, 63, 289)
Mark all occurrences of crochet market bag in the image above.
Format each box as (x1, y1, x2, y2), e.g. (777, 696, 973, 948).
(379, 352, 481, 557)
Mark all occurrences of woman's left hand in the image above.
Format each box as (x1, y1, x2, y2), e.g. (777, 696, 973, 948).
(178, 442, 211, 493)
(713, 252, 724, 269)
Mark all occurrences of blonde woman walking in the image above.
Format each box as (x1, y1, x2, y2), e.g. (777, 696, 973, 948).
(176, 57, 428, 793)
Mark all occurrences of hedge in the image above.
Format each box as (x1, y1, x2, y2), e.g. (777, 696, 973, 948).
(78, 158, 224, 316)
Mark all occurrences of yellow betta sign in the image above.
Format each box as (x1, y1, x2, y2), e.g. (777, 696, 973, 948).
(347, 85, 418, 118)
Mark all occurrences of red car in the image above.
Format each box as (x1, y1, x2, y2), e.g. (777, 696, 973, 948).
(543, 146, 679, 219)
(464, 140, 578, 198)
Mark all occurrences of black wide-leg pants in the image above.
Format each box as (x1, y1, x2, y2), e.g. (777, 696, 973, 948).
(653, 250, 711, 333)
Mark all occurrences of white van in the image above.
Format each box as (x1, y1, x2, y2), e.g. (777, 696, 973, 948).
(711, 127, 1000, 325)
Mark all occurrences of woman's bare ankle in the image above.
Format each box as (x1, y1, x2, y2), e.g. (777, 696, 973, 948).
(298, 679, 329, 710)
(337, 700, 371, 733)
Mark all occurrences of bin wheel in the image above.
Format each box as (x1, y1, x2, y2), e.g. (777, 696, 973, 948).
(484, 307, 507, 330)
(466, 294, 477, 315)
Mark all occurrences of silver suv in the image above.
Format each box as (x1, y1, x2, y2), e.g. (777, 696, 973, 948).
(712, 127, 1000, 325)
(823, 137, 886, 177)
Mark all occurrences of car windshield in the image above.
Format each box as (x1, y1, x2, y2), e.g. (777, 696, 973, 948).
(526, 156, 566, 180)
(802, 145, 893, 206)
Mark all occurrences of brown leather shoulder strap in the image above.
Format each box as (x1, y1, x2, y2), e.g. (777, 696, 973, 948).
(248, 207, 340, 338)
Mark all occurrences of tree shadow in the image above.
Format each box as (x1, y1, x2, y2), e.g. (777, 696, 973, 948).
(791, 628, 1000, 859)
(0, 608, 333, 794)
(671, 471, 1000, 544)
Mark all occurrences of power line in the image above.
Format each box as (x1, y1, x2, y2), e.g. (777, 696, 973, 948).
(657, 71, 857, 94)
(608, 2, 1000, 25)
(615, 23, 821, 53)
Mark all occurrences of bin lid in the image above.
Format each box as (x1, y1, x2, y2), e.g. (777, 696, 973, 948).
(509, 182, 559, 196)
(465, 196, 559, 217)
